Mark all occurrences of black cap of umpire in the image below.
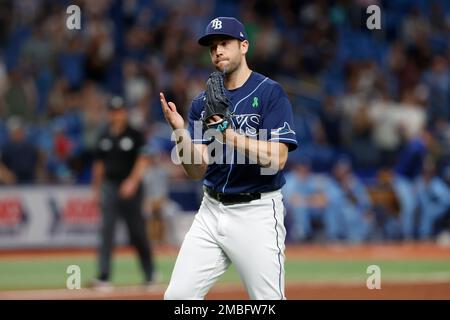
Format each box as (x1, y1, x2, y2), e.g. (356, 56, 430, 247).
(108, 95, 127, 111)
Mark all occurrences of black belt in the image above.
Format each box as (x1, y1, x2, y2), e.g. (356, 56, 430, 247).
(204, 186, 261, 205)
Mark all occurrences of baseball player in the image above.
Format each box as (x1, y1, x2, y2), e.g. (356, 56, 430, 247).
(160, 17, 297, 300)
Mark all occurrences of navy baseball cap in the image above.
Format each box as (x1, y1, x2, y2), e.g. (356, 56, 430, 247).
(198, 17, 248, 46)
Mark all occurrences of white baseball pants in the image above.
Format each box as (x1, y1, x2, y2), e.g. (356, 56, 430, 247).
(164, 189, 286, 300)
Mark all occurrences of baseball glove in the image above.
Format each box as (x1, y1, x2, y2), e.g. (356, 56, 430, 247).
(203, 71, 234, 133)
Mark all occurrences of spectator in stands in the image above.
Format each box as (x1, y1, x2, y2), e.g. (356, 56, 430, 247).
(369, 91, 400, 165)
(46, 122, 74, 184)
(0, 117, 42, 184)
(421, 55, 450, 122)
(395, 127, 429, 180)
(307, 122, 338, 173)
(1, 68, 37, 123)
(283, 158, 344, 242)
(369, 166, 416, 240)
(347, 105, 379, 170)
(58, 35, 86, 90)
(435, 166, 450, 235)
(415, 158, 450, 240)
(331, 157, 374, 243)
(20, 24, 55, 116)
(83, 11, 114, 84)
(319, 95, 343, 148)
(401, 6, 431, 45)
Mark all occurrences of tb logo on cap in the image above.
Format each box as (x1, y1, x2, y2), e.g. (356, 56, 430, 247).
(211, 18, 222, 30)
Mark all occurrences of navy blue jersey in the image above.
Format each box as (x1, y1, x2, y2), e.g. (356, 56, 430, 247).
(188, 71, 298, 193)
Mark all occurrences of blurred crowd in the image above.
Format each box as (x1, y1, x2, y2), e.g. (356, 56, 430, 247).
(0, 0, 449, 242)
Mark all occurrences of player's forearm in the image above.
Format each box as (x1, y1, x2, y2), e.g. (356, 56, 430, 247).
(173, 129, 207, 180)
(224, 130, 288, 170)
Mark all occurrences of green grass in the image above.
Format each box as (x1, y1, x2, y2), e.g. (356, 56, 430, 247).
(0, 255, 173, 290)
(1, 254, 450, 290)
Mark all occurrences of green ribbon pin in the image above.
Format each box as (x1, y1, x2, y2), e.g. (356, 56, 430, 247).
(252, 97, 259, 108)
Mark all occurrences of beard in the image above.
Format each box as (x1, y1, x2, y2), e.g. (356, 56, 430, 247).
(216, 59, 240, 75)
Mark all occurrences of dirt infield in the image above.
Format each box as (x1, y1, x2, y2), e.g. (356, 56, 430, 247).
(1, 281, 449, 300)
(1, 242, 450, 300)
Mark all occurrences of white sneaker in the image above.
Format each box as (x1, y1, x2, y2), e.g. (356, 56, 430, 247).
(143, 271, 163, 289)
(88, 279, 114, 293)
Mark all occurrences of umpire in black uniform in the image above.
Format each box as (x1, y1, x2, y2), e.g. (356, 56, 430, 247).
(91, 96, 155, 288)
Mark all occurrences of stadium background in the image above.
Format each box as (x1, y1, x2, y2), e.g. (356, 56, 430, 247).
(0, 0, 450, 299)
